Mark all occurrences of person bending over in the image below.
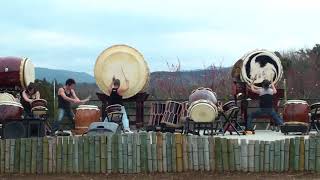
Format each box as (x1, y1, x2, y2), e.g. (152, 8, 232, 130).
(246, 79, 284, 133)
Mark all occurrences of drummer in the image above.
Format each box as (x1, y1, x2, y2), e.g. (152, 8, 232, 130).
(246, 78, 284, 133)
(21, 82, 40, 117)
(107, 76, 132, 133)
(52, 78, 89, 135)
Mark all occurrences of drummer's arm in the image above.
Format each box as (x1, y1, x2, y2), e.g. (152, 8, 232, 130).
(22, 90, 33, 103)
(271, 82, 277, 94)
(59, 88, 80, 104)
(35, 91, 40, 99)
(71, 89, 89, 103)
(250, 81, 260, 94)
(119, 79, 129, 95)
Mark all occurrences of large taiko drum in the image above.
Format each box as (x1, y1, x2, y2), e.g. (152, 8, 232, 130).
(239, 50, 283, 88)
(0, 101, 24, 122)
(188, 88, 218, 123)
(94, 44, 149, 99)
(74, 105, 101, 134)
(0, 93, 16, 102)
(0, 57, 35, 89)
(283, 100, 309, 123)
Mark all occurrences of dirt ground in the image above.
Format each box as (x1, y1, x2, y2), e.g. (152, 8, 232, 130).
(0, 172, 320, 180)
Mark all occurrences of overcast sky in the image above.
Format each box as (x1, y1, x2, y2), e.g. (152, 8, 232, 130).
(0, 0, 319, 75)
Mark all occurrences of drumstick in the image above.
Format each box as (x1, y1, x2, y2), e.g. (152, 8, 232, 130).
(121, 66, 128, 80)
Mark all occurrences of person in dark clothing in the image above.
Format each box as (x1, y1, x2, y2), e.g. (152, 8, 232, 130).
(107, 76, 132, 133)
(52, 79, 89, 134)
(21, 82, 40, 117)
(246, 79, 284, 133)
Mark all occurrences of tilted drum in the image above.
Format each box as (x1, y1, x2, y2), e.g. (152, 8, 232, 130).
(31, 99, 48, 116)
(283, 100, 309, 123)
(0, 57, 35, 89)
(74, 105, 101, 134)
(0, 101, 24, 122)
(94, 45, 149, 99)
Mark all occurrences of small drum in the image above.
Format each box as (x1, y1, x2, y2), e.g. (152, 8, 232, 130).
(188, 99, 218, 123)
(161, 101, 182, 128)
(31, 99, 48, 116)
(0, 93, 16, 102)
(189, 87, 217, 104)
(74, 105, 101, 134)
(222, 101, 237, 112)
(283, 100, 309, 123)
(0, 57, 35, 89)
(0, 101, 24, 122)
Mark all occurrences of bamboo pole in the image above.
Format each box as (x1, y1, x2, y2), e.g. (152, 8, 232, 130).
(240, 139, 248, 172)
(254, 140, 260, 172)
(248, 140, 255, 172)
(221, 138, 229, 171)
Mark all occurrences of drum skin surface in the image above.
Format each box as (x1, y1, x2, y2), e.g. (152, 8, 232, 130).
(31, 99, 48, 108)
(0, 101, 23, 122)
(188, 100, 218, 122)
(94, 44, 149, 99)
(283, 100, 309, 123)
(74, 105, 101, 134)
(0, 57, 35, 89)
(189, 87, 217, 104)
(0, 93, 16, 102)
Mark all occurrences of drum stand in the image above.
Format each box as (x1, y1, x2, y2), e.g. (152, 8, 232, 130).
(221, 107, 244, 135)
(183, 117, 224, 136)
(310, 103, 320, 133)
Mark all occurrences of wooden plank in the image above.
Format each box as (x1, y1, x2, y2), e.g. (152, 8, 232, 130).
(284, 139, 290, 172)
(171, 133, 177, 172)
(48, 137, 53, 174)
(94, 136, 101, 173)
(112, 134, 119, 174)
(248, 140, 255, 172)
(234, 139, 241, 172)
(289, 138, 295, 171)
(152, 132, 158, 172)
(74, 136, 79, 173)
(123, 133, 128, 173)
(192, 135, 199, 171)
(136, 133, 141, 173)
(5, 139, 10, 173)
(310, 135, 317, 172)
(19, 138, 26, 174)
(157, 132, 163, 173)
(221, 138, 229, 171)
(274, 140, 281, 172)
(264, 141, 270, 172)
(254, 141, 260, 172)
(182, 135, 187, 172)
(43, 137, 49, 174)
(139, 132, 147, 173)
(305, 138, 309, 171)
(9, 139, 15, 173)
(162, 133, 167, 172)
(176, 133, 183, 172)
(269, 141, 275, 172)
(62, 136, 68, 174)
(198, 136, 204, 171)
(88, 136, 95, 173)
(25, 138, 32, 174)
(203, 136, 210, 172)
(117, 134, 123, 173)
(106, 135, 112, 173)
(187, 135, 193, 171)
(208, 136, 215, 172)
(101, 136, 107, 173)
(259, 141, 265, 172)
(128, 133, 133, 173)
(240, 139, 248, 172)
(280, 140, 285, 172)
(132, 133, 137, 173)
(56, 137, 62, 174)
(166, 133, 172, 172)
(78, 137, 84, 173)
(294, 137, 300, 171)
(0, 139, 5, 173)
(299, 137, 305, 171)
(316, 137, 320, 173)
(14, 138, 20, 173)
(228, 139, 235, 172)
(52, 137, 57, 174)
(31, 138, 38, 174)
(214, 137, 222, 172)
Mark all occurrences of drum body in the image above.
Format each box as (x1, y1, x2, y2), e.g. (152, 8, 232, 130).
(283, 100, 309, 123)
(74, 105, 101, 134)
(94, 44, 149, 99)
(31, 99, 48, 116)
(239, 50, 283, 88)
(0, 101, 24, 122)
(188, 88, 218, 122)
(0, 57, 35, 89)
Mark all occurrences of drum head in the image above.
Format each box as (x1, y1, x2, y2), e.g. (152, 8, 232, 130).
(188, 100, 217, 123)
(77, 105, 99, 110)
(0, 101, 23, 108)
(94, 45, 149, 99)
(240, 50, 283, 88)
(285, 100, 308, 105)
(22, 58, 35, 88)
(0, 93, 16, 102)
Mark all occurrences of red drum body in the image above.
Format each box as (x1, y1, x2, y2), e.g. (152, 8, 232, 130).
(0, 101, 23, 122)
(0, 57, 35, 89)
(74, 105, 101, 134)
(283, 100, 309, 123)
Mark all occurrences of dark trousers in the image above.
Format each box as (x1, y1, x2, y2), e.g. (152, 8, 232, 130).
(52, 108, 74, 131)
(247, 108, 284, 130)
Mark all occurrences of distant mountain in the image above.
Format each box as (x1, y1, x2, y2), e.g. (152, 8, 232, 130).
(35, 67, 95, 84)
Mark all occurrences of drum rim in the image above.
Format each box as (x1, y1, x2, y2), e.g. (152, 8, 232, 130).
(0, 101, 24, 108)
(285, 100, 308, 105)
(23, 58, 35, 88)
(188, 103, 218, 122)
(94, 44, 149, 99)
(0, 93, 16, 102)
(240, 49, 283, 88)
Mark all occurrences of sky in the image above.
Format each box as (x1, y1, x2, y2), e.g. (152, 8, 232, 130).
(0, 0, 320, 75)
